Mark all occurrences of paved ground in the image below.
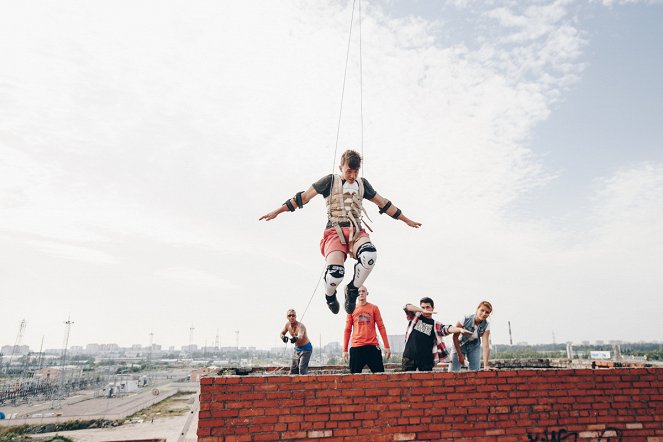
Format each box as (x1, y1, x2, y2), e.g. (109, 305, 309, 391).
(1, 380, 198, 426)
(36, 411, 198, 442)
(2, 388, 199, 442)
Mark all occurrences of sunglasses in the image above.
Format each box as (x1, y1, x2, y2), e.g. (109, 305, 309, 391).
(287, 314, 296, 317)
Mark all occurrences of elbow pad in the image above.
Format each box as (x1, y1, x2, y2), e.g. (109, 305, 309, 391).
(294, 191, 304, 209)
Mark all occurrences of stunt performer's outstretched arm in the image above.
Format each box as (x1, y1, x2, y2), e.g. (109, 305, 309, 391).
(259, 187, 319, 221)
(369, 193, 422, 228)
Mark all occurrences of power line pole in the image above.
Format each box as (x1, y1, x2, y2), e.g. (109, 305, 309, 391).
(52, 317, 73, 409)
(189, 325, 195, 358)
(148, 332, 154, 369)
(38, 335, 45, 370)
(508, 321, 513, 346)
(6, 319, 26, 374)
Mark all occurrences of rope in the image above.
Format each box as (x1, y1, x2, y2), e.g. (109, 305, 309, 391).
(331, 0, 360, 173)
(359, 0, 364, 175)
(298, 266, 326, 322)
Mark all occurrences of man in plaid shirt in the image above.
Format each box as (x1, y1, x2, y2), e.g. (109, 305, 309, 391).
(402, 297, 471, 371)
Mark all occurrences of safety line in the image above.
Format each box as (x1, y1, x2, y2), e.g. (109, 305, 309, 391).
(331, 0, 359, 173)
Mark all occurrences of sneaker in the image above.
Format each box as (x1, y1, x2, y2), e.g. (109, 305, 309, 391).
(326, 293, 340, 314)
(344, 285, 359, 314)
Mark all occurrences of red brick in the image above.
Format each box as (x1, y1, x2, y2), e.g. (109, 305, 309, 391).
(307, 430, 332, 438)
(241, 376, 266, 384)
(253, 433, 279, 441)
(329, 412, 354, 421)
(280, 431, 307, 439)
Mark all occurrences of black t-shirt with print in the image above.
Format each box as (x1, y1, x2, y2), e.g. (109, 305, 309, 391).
(403, 315, 436, 363)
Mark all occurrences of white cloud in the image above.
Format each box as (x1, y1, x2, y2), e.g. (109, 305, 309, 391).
(154, 267, 240, 290)
(594, 0, 663, 6)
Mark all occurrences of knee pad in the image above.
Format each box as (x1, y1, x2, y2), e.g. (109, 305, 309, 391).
(356, 242, 377, 269)
(352, 242, 377, 288)
(324, 264, 345, 295)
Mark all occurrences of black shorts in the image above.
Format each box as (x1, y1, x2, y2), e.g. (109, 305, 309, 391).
(401, 356, 434, 372)
(349, 345, 384, 374)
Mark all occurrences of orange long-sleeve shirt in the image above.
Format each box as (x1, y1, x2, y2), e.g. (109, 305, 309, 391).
(343, 302, 390, 352)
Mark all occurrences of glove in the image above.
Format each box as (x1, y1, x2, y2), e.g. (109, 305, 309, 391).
(281, 335, 288, 343)
(289, 336, 298, 343)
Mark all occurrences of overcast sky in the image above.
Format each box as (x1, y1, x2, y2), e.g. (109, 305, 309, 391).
(1, 0, 662, 352)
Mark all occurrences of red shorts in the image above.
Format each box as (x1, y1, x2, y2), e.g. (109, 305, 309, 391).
(320, 227, 370, 257)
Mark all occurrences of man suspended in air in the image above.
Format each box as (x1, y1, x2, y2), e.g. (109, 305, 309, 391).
(260, 149, 421, 315)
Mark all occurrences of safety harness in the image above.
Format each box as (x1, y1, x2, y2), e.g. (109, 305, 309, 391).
(325, 175, 373, 256)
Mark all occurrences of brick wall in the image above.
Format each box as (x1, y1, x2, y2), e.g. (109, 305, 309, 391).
(198, 368, 663, 441)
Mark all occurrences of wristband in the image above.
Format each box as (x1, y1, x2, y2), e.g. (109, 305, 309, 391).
(391, 208, 402, 219)
(283, 199, 295, 212)
(379, 201, 392, 215)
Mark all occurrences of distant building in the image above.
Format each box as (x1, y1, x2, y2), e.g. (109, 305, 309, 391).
(36, 366, 83, 380)
(101, 343, 120, 352)
(1, 345, 30, 355)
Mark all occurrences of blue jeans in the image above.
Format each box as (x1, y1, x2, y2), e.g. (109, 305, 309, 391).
(290, 349, 312, 375)
(448, 344, 481, 372)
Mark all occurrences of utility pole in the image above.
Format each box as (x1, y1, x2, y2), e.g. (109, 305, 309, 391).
(148, 332, 154, 369)
(38, 335, 45, 370)
(6, 319, 27, 374)
(234, 330, 240, 366)
(508, 321, 513, 346)
(189, 325, 195, 359)
(52, 317, 73, 409)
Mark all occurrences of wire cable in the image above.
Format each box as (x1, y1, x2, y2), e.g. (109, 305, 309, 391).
(331, 0, 358, 173)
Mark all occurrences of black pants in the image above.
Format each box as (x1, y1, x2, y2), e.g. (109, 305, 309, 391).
(401, 356, 434, 372)
(349, 345, 384, 373)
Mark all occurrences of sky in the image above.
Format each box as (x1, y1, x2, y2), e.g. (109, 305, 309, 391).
(1, 0, 662, 352)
